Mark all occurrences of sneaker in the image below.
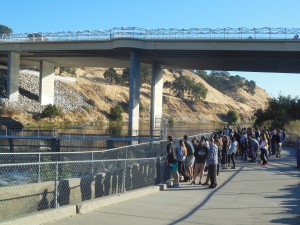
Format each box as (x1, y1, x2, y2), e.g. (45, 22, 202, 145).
(173, 183, 180, 188)
(190, 181, 195, 185)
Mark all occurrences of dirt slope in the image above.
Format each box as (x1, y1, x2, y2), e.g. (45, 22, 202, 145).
(61, 67, 270, 124)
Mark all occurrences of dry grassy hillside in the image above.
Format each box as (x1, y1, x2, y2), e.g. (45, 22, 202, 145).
(60, 67, 270, 124)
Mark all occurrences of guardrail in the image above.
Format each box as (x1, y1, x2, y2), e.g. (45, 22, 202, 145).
(1, 27, 300, 43)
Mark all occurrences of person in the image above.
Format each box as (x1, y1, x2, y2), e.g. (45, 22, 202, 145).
(183, 135, 195, 180)
(206, 137, 218, 189)
(177, 140, 190, 181)
(250, 134, 259, 163)
(166, 136, 179, 187)
(240, 132, 248, 160)
(259, 133, 269, 166)
(191, 138, 208, 185)
(230, 137, 238, 169)
(221, 135, 230, 169)
(275, 129, 282, 158)
(271, 130, 277, 155)
(296, 135, 300, 169)
(293, 34, 299, 39)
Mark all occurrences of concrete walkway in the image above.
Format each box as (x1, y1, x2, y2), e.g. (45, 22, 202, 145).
(45, 147, 300, 225)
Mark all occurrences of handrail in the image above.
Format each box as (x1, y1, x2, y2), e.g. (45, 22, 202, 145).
(1, 27, 300, 43)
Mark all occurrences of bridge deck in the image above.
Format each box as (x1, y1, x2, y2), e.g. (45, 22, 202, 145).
(45, 147, 300, 225)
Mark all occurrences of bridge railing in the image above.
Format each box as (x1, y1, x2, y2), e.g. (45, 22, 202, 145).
(1, 27, 300, 43)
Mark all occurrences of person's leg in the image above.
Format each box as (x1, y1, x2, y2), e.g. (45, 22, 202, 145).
(212, 164, 217, 187)
(278, 143, 282, 157)
(253, 150, 257, 163)
(192, 163, 201, 184)
(262, 149, 268, 165)
(199, 163, 205, 183)
(260, 149, 264, 164)
(231, 153, 235, 168)
(209, 164, 217, 188)
(181, 160, 190, 181)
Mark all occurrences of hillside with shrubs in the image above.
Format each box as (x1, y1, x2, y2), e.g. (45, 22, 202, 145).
(0, 67, 270, 127)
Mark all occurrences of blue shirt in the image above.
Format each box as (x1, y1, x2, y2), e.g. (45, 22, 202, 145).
(206, 143, 218, 165)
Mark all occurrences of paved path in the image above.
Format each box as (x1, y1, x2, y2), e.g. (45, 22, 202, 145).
(45, 147, 300, 225)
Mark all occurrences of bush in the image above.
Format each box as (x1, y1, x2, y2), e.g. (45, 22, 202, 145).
(227, 110, 238, 125)
(109, 105, 123, 122)
(168, 116, 176, 127)
(86, 98, 96, 107)
(41, 104, 62, 118)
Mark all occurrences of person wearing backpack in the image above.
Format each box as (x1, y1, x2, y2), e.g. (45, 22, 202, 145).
(240, 132, 248, 160)
(183, 135, 195, 180)
(251, 135, 259, 163)
(177, 140, 190, 182)
(167, 136, 179, 187)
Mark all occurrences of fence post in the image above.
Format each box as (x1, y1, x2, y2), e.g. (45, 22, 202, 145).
(91, 152, 94, 176)
(123, 147, 128, 193)
(54, 161, 59, 208)
(38, 154, 41, 183)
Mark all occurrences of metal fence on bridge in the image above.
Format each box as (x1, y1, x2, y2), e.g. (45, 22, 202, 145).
(1, 27, 300, 43)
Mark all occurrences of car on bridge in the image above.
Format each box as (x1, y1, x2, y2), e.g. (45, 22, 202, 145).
(27, 32, 47, 41)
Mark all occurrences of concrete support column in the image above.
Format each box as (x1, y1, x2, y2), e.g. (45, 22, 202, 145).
(39, 61, 55, 105)
(150, 62, 163, 138)
(128, 50, 140, 137)
(7, 52, 20, 101)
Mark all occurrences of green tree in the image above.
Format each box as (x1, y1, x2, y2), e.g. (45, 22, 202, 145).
(140, 68, 151, 86)
(41, 105, 62, 118)
(254, 95, 300, 129)
(104, 67, 119, 84)
(109, 105, 123, 122)
(227, 110, 238, 125)
(245, 80, 256, 95)
(0, 24, 13, 36)
(60, 67, 76, 76)
(190, 83, 207, 101)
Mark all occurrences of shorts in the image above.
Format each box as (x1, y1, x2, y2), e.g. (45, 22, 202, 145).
(169, 163, 178, 172)
(185, 156, 195, 167)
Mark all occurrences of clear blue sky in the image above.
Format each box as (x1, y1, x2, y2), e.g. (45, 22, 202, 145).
(1, 0, 300, 98)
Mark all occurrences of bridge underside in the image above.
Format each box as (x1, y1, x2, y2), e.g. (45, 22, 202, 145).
(1, 49, 300, 73)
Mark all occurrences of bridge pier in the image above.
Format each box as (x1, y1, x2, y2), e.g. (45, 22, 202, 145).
(39, 61, 55, 105)
(7, 52, 20, 102)
(128, 50, 140, 137)
(150, 62, 163, 138)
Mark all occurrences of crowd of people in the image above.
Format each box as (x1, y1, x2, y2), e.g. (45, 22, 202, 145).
(166, 126, 288, 189)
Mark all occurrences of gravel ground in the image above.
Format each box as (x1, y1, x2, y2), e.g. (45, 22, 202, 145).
(0, 71, 92, 114)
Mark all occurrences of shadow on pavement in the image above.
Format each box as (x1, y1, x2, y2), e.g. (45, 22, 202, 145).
(267, 183, 300, 225)
(167, 167, 244, 225)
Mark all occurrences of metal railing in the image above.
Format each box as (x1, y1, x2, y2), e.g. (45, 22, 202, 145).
(1, 27, 300, 43)
(0, 131, 212, 222)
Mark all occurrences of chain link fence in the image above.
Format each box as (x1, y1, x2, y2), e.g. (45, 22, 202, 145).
(0, 157, 167, 221)
(0, 132, 212, 222)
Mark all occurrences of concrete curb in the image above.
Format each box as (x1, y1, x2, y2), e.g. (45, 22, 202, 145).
(0, 185, 163, 225)
(0, 205, 77, 225)
(77, 185, 160, 214)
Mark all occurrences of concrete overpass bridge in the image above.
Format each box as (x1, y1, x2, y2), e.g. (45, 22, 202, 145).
(1, 27, 300, 136)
